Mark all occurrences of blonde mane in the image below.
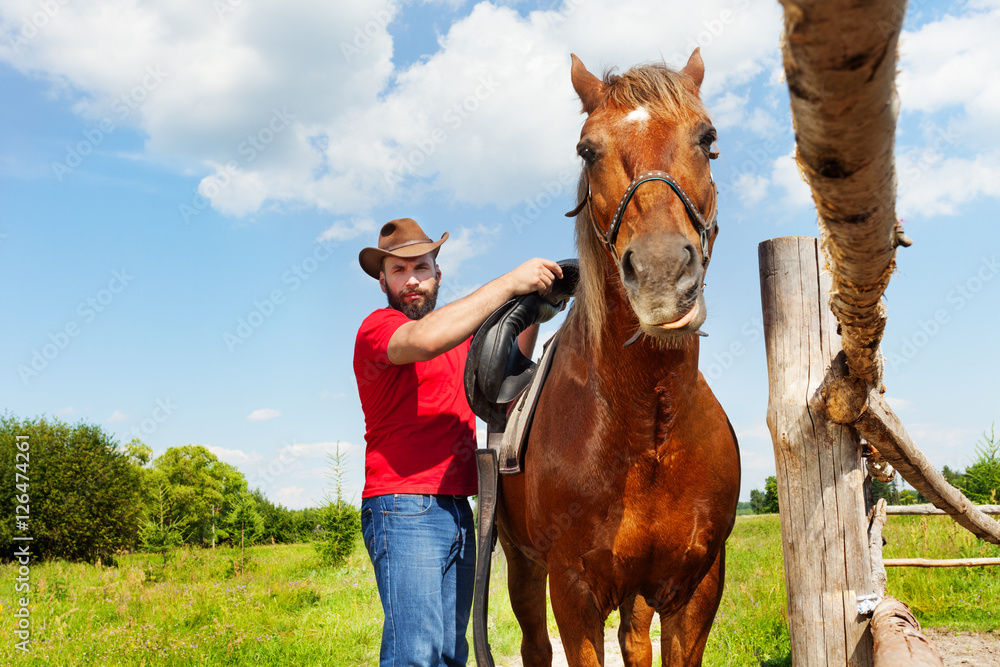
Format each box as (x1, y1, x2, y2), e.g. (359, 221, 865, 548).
(568, 62, 708, 349)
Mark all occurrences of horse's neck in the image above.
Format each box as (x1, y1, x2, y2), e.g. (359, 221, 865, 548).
(591, 293, 701, 397)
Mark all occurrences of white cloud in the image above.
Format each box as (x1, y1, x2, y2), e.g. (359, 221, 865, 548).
(744, 107, 781, 136)
(898, 3, 1000, 132)
(206, 445, 263, 466)
(769, 151, 813, 212)
(897, 152, 1000, 218)
(710, 91, 749, 130)
(278, 440, 357, 460)
(57, 406, 89, 416)
(247, 408, 282, 422)
(317, 217, 377, 243)
(733, 172, 768, 207)
(436, 223, 500, 277)
(320, 390, 348, 400)
(273, 485, 307, 508)
(905, 423, 979, 469)
(106, 410, 129, 423)
(0, 0, 783, 217)
(885, 396, 909, 411)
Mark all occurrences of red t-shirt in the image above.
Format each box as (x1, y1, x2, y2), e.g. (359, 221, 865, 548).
(353, 308, 478, 498)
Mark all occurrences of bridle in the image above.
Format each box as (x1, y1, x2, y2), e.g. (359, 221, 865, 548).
(566, 169, 718, 266)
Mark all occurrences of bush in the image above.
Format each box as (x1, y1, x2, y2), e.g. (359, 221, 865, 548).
(316, 500, 361, 568)
(0, 414, 144, 562)
(961, 426, 1000, 504)
(315, 446, 360, 568)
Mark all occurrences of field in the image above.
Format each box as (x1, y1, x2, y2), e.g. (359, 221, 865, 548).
(1, 513, 997, 666)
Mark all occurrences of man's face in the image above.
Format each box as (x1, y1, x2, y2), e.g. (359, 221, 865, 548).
(380, 253, 442, 320)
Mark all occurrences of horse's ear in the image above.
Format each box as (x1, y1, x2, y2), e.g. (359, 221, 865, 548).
(571, 53, 604, 115)
(680, 48, 705, 93)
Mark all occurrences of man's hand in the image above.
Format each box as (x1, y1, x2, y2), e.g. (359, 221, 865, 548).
(387, 256, 564, 365)
(505, 258, 564, 297)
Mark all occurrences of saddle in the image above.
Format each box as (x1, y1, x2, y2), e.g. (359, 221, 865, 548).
(464, 259, 579, 435)
(464, 259, 578, 667)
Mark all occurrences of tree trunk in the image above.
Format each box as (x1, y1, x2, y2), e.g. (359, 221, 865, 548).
(778, 0, 908, 388)
(760, 236, 874, 666)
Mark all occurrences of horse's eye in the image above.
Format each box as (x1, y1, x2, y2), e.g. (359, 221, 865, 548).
(700, 131, 718, 159)
(577, 145, 597, 164)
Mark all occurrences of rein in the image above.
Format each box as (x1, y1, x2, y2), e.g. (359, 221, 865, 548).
(566, 170, 717, 266)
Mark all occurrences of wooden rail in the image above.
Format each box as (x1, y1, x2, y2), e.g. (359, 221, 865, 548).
(871, 597, 944, 667)
(886, 504, 1000, 515)
(884, 558, 1000, 568)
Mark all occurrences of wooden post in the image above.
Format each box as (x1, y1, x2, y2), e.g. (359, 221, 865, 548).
(760, 236, 874, 666)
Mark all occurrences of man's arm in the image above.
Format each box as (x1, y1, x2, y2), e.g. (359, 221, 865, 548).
(517, 324, 540, 360)
(387, 258, 563, 365)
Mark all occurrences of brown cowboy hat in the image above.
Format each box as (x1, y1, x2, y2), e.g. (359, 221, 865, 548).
(358, 218, 449, 279)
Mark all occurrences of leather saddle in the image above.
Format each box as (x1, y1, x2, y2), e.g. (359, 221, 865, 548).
(464, 259, 579, 431)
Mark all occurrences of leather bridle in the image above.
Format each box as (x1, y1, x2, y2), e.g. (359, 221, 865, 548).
(566, 169, 718, 266)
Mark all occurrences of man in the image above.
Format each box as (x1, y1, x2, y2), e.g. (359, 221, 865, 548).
(353, 217, 562, 666)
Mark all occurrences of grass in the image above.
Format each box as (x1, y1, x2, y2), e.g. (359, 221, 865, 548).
(881, 514, 1000, 631)
(0, 542, 383, 666)
(1, 513, 996, 666)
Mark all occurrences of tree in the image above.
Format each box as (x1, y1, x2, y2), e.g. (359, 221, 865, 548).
(750, 489, 766, 514)
(763, 476, 780, 514)
(225, 492, 264, 572)
(942, 465, 967, 489)
(152, 445, 247, 547)
(316, 445, 360, 568)
(0, 415, 145, 562)
(961, 427, 1000, 505)
(140, 479, 186, 558)
(250, 488, 296, 544)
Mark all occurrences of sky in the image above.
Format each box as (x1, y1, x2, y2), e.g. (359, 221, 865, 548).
(1, 0, 998, 510)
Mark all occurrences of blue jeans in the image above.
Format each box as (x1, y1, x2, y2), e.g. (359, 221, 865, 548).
(361, 494, 475, 667)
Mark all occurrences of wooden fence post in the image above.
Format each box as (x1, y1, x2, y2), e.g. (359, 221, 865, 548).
(759, 236, 874, 666)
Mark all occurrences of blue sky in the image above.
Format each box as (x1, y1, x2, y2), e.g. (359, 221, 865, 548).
(1, 0, 998, 509)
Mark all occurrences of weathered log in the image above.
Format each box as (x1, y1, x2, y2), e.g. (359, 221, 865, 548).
(760, 236, 873, 666)
(871, 597, 943, 666)
(884, 558, 1000, 568)
(886, 504, 1000, 515)
(869, 498, 888, 596)
(778, 0, 909, 388)
(822, 379, 1000, 544)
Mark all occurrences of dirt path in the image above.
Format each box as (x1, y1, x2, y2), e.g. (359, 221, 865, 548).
(926, 628, 1000, 667)
(496, 628, 1000, 666)
(495, 629, 624, 667)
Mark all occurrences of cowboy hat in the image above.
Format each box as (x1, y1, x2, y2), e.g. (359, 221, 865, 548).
(358, 218, 449, 279)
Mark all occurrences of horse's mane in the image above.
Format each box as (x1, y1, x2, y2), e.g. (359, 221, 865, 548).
(568, 62, 707, 349)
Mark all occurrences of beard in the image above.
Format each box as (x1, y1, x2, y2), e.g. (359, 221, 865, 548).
(387, 279, 440, 320)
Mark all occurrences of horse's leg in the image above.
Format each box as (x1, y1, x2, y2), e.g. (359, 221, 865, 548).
(659, 547, 726, 667)
(618, 592, 655, 667)
(499, 536, 553, 667)
(547, 567, 605, 667)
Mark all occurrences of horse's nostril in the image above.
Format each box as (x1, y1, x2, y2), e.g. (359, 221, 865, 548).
(621, 249, 638, 285)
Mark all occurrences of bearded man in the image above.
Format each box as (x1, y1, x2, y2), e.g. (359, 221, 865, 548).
(353, 218, 561, 666)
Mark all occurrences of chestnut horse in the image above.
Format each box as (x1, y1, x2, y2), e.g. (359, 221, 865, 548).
(496, 50, 740, 667)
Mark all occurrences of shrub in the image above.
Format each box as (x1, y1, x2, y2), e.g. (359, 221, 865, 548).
(315, 445, 360, 568)
(316, 500, 361, 568)
(0, 414, 144, 563)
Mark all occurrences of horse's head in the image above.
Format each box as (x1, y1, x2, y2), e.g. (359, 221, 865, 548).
(569, 50, 719, 346)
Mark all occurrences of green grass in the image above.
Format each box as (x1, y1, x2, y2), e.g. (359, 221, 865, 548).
(881, 514, 1000, 631)
(2, 513, 995, 665)
(0, 542, 383, 666)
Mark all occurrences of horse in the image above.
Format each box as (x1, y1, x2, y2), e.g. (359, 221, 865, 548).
(494, 50, 741, 667)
